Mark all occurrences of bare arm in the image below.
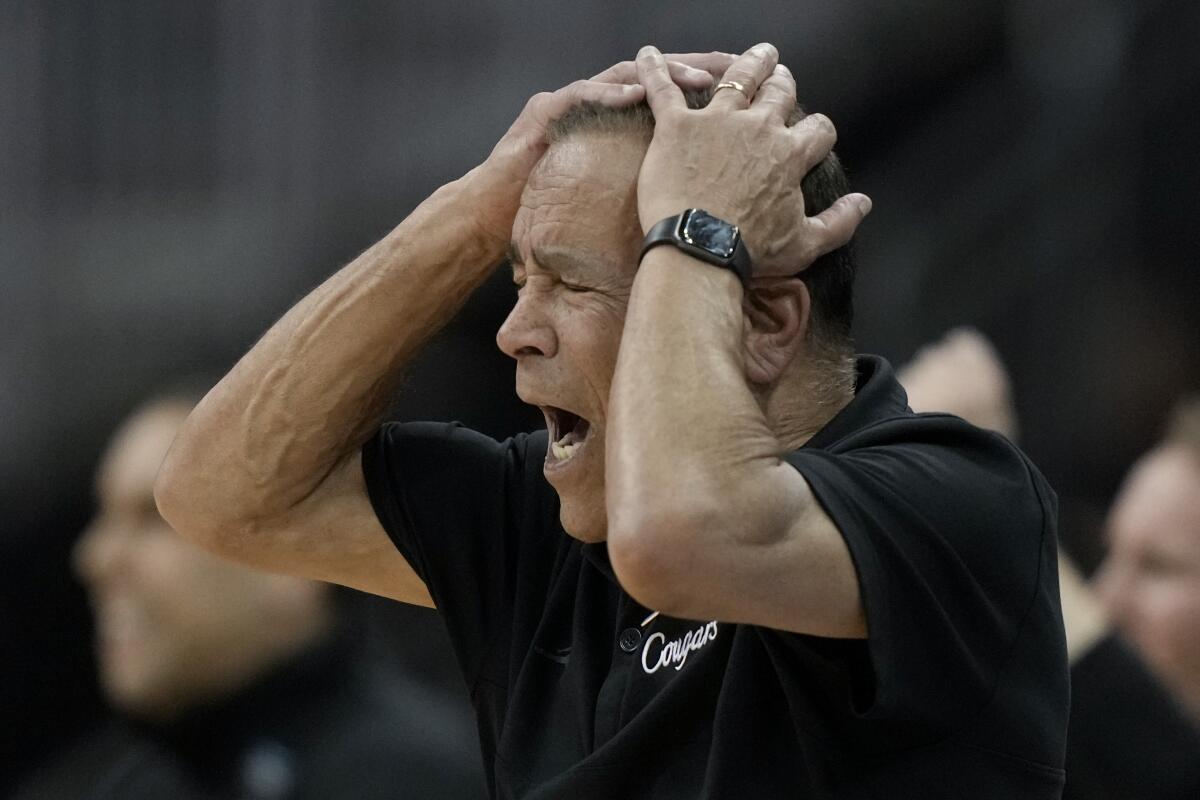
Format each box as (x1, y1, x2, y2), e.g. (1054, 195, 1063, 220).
(606, 45, 872, 636)
(608, 248, 867, 636)
(156, 64, 719, 604)
(158, 176, 506, 602)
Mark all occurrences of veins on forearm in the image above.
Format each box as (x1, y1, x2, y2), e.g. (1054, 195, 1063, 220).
(227, 195, 497, 508)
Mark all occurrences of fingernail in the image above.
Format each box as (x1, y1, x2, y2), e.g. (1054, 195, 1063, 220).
(857, 196, 873, 215)
(638, 45, 660, 59)
(753, 42, 774, 55)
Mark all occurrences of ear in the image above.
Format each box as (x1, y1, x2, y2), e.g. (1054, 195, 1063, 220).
(742, 278, 811, 386)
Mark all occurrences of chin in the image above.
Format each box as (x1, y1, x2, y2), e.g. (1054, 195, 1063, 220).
(557, 495, 608, 543)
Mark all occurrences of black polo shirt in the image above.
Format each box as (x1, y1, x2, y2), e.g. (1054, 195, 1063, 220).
(363, 356, 1070, 799)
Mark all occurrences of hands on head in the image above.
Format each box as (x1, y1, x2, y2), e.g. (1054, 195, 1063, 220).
(633, 43, 872, 277)
(476, 44, 871, 277)
(472, 51, 731, 252)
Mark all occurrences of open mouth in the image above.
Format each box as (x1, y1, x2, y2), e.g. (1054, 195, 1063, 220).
(544, 406, 592, 464)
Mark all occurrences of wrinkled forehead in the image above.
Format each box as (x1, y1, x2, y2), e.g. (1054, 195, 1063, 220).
(511, 133, 646, 280)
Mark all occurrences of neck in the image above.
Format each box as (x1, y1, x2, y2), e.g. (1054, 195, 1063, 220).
(763, 354, 855, 451)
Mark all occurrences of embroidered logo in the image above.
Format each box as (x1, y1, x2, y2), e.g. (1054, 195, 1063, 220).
(640, 620, 719, 674)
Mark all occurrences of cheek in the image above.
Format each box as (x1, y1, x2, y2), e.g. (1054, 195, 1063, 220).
(561, 302, 625, 383)
(1154, 581, 1200, 652)
(1128, 579, 1200, 660)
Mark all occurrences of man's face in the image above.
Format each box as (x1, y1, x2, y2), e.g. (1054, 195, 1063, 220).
(73, 403, 323, 720)
(1096, 446, 1200, 714)
(497, 133, 646, 542)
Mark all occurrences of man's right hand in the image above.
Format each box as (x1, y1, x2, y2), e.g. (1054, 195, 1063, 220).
(463, 53, 734, 258)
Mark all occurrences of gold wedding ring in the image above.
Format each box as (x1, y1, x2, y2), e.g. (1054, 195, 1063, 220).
(713, 80, 749, 100)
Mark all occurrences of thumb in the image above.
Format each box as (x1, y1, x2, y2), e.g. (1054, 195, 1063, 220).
(806, 193, 872, 258)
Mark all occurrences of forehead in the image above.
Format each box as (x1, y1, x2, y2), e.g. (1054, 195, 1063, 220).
(1109, 447, 1200, 554)
(511, 133, 645, 280)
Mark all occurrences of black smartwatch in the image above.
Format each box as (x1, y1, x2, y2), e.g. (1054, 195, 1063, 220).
(639, 209, 753, 284)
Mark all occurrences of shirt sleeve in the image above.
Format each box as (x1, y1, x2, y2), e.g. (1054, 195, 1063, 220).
(769, 415, 1061, 745)
(361, 421, 556, 687)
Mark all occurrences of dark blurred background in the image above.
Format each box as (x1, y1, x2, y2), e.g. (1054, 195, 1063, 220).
(2, 0, 1198, 791)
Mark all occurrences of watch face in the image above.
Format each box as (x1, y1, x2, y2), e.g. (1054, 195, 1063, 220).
(680, 209, 739, 259)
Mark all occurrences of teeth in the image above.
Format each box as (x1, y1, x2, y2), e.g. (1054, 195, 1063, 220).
(551, 440, 581, 461)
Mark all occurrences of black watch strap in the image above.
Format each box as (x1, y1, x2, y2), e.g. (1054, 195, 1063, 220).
(639, 209, 753, 284)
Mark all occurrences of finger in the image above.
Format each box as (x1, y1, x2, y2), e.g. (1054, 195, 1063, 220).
(753, 63, 796, 123)
(592, 52, 735, 83)
(501, 80, 645, 160)
(712, 42, 779, 109)
(802, 193, 872, 262)
(636, 45, 686, 116)
(661, 51, 736, 80)
(789, 112, 838, 171)
(549, 79, 646, 115)
(592, 59, 713, 90)
(667, 60, 715, 89)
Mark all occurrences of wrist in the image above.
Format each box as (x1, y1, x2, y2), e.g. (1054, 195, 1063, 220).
(404, 173, 511, 266)
(639, 208, 753, 285)
(448, 166, 521, 261)
(638, 245, 744, 300)
(366, 178, 505, 291)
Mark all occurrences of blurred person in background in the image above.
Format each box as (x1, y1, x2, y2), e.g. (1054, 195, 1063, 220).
(1096, 400, 1200, 719)
(156, 45, 1069, 797)
(898, 328, 1200, 800)
(13, 394, 484, 800)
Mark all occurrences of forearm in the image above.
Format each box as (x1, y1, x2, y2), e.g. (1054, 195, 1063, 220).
(158, 177, 499, 534)
(607, 250, 793, 551)
(607, 249, 860, 630)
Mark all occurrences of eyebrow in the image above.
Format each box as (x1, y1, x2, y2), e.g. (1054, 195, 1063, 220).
(506, 242, 612, 281)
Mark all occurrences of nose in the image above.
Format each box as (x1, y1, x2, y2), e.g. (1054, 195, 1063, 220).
(496, 292, 557, 360)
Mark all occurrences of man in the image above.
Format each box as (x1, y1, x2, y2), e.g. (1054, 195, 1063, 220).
(1096, 398, 1200, 720)
(156, 45, 1069, 797)
(16, 395, 483, 799)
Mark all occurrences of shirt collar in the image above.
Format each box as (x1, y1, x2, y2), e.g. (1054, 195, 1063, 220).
(804, 355, 908, 451)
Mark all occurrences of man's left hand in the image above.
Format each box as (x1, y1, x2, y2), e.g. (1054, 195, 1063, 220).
(635, 43, 872, 277)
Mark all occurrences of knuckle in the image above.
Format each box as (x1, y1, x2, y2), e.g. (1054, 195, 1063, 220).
(813, 114, 837, 136)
